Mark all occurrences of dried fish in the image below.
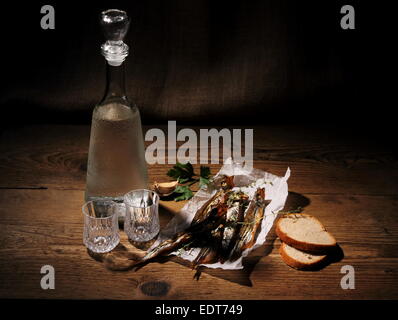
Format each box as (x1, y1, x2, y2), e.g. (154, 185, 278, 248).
(128, 178, 268, 269)
(190, 175, 234, 226)
(219, 192, 249, 263)
(128, 177, 234, 267)
(191, 224, 224, 268)
(229, 188, 268, 262)
(135, 231, 193, 265)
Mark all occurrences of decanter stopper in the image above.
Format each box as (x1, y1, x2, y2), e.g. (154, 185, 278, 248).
(100, 9, 131, 66)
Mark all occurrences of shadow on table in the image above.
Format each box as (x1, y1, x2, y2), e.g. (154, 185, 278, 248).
(304, 244, 345, 271)
(283, 191, 311, 213)
(89, 191, 317, 286)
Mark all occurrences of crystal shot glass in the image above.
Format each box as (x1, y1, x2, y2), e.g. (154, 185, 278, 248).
(124, 189, 160, 242)
(82, 200, 120, 253)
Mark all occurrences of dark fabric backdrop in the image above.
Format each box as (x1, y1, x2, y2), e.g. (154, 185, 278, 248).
(0, 0, 390, 128)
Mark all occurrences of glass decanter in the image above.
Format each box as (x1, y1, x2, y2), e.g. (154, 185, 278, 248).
(85, 9, 148, 205)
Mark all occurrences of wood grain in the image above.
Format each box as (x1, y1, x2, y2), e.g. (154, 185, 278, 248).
(0, 189, 397, 299)
(0, 125, 397, 299)
(0, 125, 396, 194)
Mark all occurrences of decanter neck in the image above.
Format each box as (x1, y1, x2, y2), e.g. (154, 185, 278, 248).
(102, 63, 127, 101)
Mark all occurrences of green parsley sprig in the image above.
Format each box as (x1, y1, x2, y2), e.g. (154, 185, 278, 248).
(167, 162, 212, 201)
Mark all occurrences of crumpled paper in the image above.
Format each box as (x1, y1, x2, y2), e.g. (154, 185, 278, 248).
(151, 158, 290, 270)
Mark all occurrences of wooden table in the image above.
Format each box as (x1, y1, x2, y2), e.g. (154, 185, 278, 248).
(0, 124, 397, 299)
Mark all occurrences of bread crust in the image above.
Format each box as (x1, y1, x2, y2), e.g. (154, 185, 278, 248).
(279, 242, 328, 270)
(276, 214, 337, 253)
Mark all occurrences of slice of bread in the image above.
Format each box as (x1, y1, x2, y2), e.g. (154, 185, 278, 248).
(279, 242, 328, 270)
(276, 214, 336, 253)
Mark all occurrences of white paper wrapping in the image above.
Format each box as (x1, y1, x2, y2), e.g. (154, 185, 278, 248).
(151, 158, 290, 270)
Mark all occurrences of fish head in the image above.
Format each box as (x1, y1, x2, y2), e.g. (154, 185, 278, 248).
(220, 175, 235, 190)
